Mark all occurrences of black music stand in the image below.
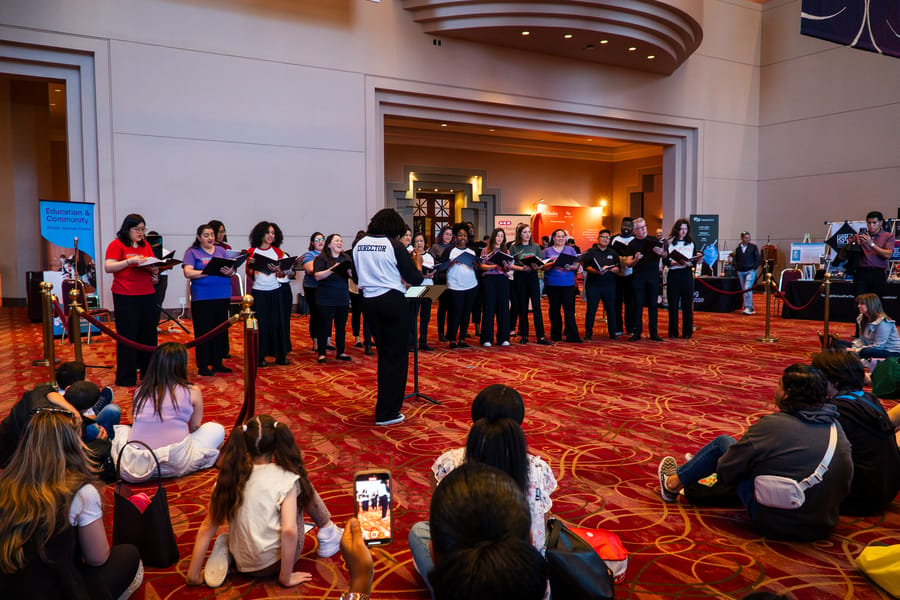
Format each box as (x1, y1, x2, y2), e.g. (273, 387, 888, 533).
(404, 284, 445, 405)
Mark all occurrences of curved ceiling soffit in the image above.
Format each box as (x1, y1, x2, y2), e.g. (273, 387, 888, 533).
(401, 0, 704, 76)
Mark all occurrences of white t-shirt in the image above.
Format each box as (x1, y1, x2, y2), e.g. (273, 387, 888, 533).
(447, 247, 478, 291)
(250, 247, 282, 292)
(69, 483, 103, 527)
(229, 463, 301, 572)
(431, 447, 558, 551)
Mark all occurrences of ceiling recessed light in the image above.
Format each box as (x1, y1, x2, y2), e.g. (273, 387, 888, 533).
(49, 103, 56, 106)
(489, 128, 495, 132)
(647, 55, 656, 60)
(521, 31, 530, 36)
(564, 34, 573, 39)
(440, 123, 447, 127)
(54, 88, 62, 92)
(628, 46, 637, 51)
(587, 138, 593, 142)
(600, 40, 609, 44)
(434, 188, 438, 192)
(585, 44, 595, 50)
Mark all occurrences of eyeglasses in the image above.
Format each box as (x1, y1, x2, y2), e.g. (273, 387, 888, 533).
(131, 226, 146, 232)
(30, 406, 75, 419)
(599, 235, 611, 238)
(313, 237, 325, 242)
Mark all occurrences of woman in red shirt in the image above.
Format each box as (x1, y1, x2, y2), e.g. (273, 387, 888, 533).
(104, 214, 159, 387)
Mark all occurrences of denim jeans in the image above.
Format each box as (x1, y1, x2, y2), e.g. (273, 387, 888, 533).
(84, 404, 122, 441)
(677, 435, 756, 511)
(737, 270, 756, 311)
(408, 521, 435, 599)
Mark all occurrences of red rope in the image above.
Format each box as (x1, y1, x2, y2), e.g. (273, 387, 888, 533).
(182, 314, 240, 349)
(773, 281, 827, 312)
(51, 299, 72, 340)
(79, 310, 162, 352)
(693, 276, 764, 296)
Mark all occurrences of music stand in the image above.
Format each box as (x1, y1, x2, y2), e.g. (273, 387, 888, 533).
(404, 284, 445, 405)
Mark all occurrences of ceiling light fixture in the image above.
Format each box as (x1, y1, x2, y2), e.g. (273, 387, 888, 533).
(628, 46, 637, 51)
(600, 40, 609, 44)
(440, 123, 447, 127)
(647, 55, 656, 59)
(521, 31, 530, 36)
(564, 34, 573, 39)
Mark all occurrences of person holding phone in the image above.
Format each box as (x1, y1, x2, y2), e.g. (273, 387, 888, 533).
(852, 211, 895, 298)
(186, 415, 343, 588)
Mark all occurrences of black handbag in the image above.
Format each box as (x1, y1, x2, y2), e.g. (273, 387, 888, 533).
(112, 440, 180, 567)
(545, 518, 615, 600)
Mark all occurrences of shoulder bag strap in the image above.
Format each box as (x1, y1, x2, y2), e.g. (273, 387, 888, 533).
(114, 439, 164, 492)
(798, 423, 838, 491)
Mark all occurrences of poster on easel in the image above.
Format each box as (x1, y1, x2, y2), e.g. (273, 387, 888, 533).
(39, 199, 97, 291)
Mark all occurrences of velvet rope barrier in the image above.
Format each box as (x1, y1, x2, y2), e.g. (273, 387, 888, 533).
(79, 309, 239, 352)
(693, 275, 765, 295)
(233, 295, 258, 430)
(773, 281, 827, 312)
(51, 298, 72, 340)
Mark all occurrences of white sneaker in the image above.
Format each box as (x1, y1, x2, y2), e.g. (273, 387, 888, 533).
(742, 308, 752, 315)
(204, 533, 230, 588)
(500, 341, 510, 346)
(317, 522, 343, 558)
(482, 342, 492, 347)
(376, 414, 406, 426)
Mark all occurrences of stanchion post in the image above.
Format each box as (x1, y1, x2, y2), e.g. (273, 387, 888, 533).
(241, 294, 257, 421)
(821, 272, 831, 350)
(68, 288, 84, 364)
(756, 272, 779, 343)
(33, 282, 59, 376)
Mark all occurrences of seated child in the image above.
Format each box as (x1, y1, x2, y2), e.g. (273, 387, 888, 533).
(56, 361, 121, 440)
(65, 381, 120, 442)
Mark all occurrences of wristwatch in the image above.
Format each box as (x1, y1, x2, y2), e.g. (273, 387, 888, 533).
(871, 242, 876, 247)
(340, 594, 371, 600)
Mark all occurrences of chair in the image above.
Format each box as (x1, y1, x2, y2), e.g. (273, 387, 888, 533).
(229, 272, 245, 314)
(60, 278, 111, 344)
(776, 268, 803, 314)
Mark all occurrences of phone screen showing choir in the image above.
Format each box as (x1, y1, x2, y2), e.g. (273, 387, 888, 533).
(354, 471, 392, 545)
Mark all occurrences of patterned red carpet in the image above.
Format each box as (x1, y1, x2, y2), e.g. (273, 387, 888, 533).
(2, 296, 897, 599)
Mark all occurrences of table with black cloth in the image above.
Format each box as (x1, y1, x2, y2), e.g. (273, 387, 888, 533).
(781, 280, 900, 322)
(693, 276, 743, 313)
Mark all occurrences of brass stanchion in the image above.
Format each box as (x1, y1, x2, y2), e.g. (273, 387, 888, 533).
(69, 288, 84, 364)
(241, 294, 257, 424)
(33, 282, 61, 378)
(756, 272, 779, 343)
(820, 272, 832, 350)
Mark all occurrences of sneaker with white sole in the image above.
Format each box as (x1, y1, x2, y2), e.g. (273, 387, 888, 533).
(317, 522, 343, 558)
(658, 456, 679, 503)
(204, 533, 230, 588)
(482, 342, 492, 347)
(500, 341, 510, 346)
(375, 414, 406, 426)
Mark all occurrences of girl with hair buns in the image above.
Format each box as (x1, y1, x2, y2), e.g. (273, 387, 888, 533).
(186, 415, 342, 588)
(0, 410, 143, 599)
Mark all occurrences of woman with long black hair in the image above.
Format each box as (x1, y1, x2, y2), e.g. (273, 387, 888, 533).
(300, 232, 326, 352)
(665, 218, 698, 339)
(104, 213, 159, 387)
(478, 227, 513, 347)
(429, 225, 454, 341)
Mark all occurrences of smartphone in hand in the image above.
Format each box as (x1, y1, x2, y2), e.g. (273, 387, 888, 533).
(353, 469, 393, 546)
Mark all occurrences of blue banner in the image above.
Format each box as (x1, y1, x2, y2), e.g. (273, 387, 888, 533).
(801, 0, 900, 59)
(40, 200, 96, 259)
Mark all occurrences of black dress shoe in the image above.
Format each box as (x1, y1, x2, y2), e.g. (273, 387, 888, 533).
(566, 338, 583, 344)
(419, 344, 434, 352)
(649, 335, 664, 342)
(520, 336, 529, 344)
(355, 341, 364, 348)
(198, 368, 215, 377)
(609, 335, 618, 340)
(275, 357, 290, 365)
(456, 341, 471, 348)
(449, 342, 459, 349)
(536, 338, 552, 346)
(584, 333, 592, 340)
(326, 344, 336, 351)
(364, 344, 375, 356)
(212, 365, 233, 373)
(337, 354, 352, 362)
(438, 335, 449, 342)
(629, 334, 641, 341)
(258, 359, 270, 368)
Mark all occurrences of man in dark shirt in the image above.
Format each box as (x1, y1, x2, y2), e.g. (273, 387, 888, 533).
(624, 217, 665, 341)
(731, 231, 760, 315)
(853, 210, 895, 299)
(611, 217, 635, 336)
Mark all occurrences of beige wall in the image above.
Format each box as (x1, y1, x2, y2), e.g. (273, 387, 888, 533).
(0, 0, 896, 301)
(758, 0, 900, 268)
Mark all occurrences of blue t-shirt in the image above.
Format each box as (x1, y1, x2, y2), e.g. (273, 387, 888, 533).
(183, 246, 232, 301)
(300, 250, 320, 289)
(542, 246, 577, 287)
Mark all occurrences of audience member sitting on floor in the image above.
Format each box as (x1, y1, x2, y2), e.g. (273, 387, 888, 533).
(410, 387, 556, 596)
(56, 360, 121, 442)
(0, 409, 143, 599)
(186, 414, 343, 588)
(0, 384, 111, 472)
(427, 462, 548, 600)
(111, 342, 225, 482)
(846, 293, 900, 359)
(657, 364, 853, 541)
(811, 349, 900, 515)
